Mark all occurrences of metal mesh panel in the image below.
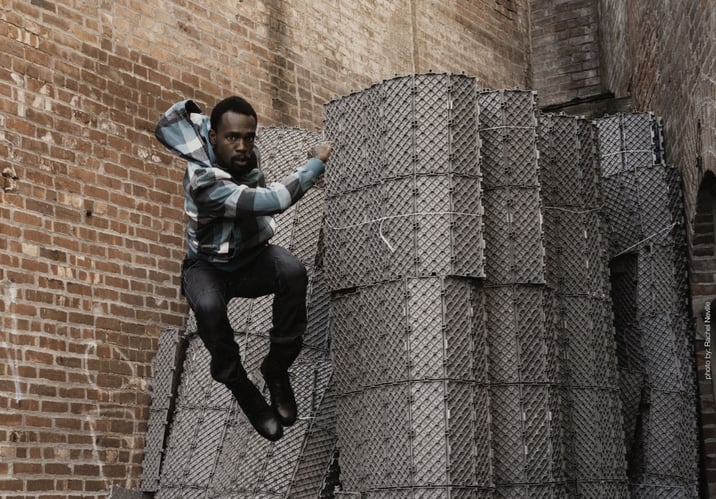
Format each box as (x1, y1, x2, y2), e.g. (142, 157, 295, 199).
(511, 189, 545, 284)
(636, 166, 671, 242)
(642, 389, 695, 481)
(637, 243, 679, 316)
(158, 336, 233, 495)
(330, 289, 363, 395)
(411, 380, 449, 486)
(479, 128, 539, 188)
(537, 114, 583, 207)
(414, 73, 451, 174)
(408, 278, 445, 380)
(443, 278, 479, 382)
(141, 409, 171, 492)
(289, 387, 336, 499)
(515, 286, 548, 383)
(577, 120, 603, 211)
(304, 268, 331, 353)
(382, 76, 416, 180)
(377, 177, 417, 283)
(381, 383, 413, 487)
(484, 286, 519, 383)
(482, 187, 544, 285)
(618, 367, 644, 456)
(208, 417, 259, 495)
(621, 113, 657, 169)
(490, 385, 525, 484)
(596, 113, 677, 259)
(482, 188, 513, 283)
(522, 386, 552, 483)
(478, 90, 539, 189)
(542, 291, 564, 385)
(571, 389, 605, 480)
(596, 113, 657, 178)
(640, 314, 684, 392)
(447, 382, 484, 486)
(561, 296, 599, 387)
(602, 171, 642, 257)
(335, 391, 365, 492)
(415, 177, 452, 276)
(256, 126, 323, 179)
(159, 406, 232, 494)
(290, 186, 326, 267)
(449, 76, 481, 177)
(362, 280, 410, 387)
(148, 328, 186, 410)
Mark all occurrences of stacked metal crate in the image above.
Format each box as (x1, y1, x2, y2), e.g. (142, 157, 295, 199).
(538, 113, 628, 497)
(144, 127, 337, 498)
(597, 114, 699, 498)
(479, 90, 563, 498)
(323, 73, 489, 496)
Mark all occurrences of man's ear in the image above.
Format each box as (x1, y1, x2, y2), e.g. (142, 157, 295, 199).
(209, 128, 217, 146)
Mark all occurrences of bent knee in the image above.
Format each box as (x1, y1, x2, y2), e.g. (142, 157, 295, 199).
(277, 254, 308, 291)
(285, 261, 307, 289)
(190, 291, 227, 320)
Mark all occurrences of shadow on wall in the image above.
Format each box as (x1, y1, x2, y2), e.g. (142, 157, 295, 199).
(692, 171, 716, 336)
(691, 171, 716, 499)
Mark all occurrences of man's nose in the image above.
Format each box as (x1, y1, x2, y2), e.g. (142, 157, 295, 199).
(236, 138, 250, 151)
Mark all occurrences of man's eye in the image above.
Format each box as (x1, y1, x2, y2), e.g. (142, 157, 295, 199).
(226, 134, 254, 143)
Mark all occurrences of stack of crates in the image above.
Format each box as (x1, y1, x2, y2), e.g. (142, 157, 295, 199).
(597, 113, 699, 498)
(324, 73, 491, 497)
(480, 90, 563, 498)
(324, 76, 631, 497)
(538, 113, 628, 496)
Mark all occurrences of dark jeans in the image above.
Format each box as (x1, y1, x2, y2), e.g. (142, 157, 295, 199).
(181, 245, 308, 387)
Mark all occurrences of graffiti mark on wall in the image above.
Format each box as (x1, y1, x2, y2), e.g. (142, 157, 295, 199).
(1, 279, 23, 403)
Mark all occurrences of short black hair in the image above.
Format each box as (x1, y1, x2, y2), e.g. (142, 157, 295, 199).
(210, 96, 257, 131)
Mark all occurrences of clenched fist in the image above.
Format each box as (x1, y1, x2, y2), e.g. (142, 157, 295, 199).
(309, 142, 333, 162)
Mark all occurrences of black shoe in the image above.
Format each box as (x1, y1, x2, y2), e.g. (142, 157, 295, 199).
(261, 359, 298, 426)
(230, 379, 283, 441)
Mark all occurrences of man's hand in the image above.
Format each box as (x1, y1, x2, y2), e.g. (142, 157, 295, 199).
(310, 142, 333, 162)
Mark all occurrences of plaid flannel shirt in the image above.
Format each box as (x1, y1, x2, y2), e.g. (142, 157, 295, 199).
(155, 100, 325, 270)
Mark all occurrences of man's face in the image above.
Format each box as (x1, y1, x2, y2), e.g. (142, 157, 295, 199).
(210, 111, 257, 175)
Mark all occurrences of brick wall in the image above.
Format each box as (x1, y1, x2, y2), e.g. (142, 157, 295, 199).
(529, 0, 604, 106)
(0, 0, 531, 496)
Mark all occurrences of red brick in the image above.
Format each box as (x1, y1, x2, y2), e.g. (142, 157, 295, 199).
(13, 462, 43, 474)
(0, 479, 23, 491)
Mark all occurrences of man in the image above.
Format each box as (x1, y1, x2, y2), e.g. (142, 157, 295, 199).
(155, 97, 332, 441)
